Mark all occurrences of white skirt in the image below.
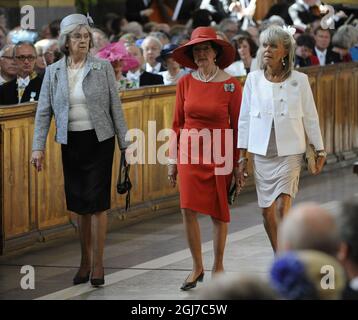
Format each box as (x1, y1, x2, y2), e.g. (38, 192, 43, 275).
(253, 127, 303, 208)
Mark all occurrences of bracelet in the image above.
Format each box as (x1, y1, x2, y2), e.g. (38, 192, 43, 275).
(238, 157, 248, 164)
(316, 150, 327, 157)
(167, 158, 177, 165)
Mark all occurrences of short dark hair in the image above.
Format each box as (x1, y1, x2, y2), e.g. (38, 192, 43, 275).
(296, 34, 316, 51)
(338, 199, 358, 264)
(314, 26, 332, 37)
(13, 41, 37, 58)
(231, 34, 258, 60)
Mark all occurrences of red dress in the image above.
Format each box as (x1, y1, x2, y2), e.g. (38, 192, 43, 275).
(171, 74, 242, 222)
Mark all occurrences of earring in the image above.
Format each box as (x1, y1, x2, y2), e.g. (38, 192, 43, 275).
(282, 57, 286, 67)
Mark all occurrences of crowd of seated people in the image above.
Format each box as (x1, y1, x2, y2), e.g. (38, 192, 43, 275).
(0, 0, 357, 106)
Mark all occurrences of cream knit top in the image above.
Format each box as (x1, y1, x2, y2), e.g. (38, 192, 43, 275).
(67, 66, 94, 131)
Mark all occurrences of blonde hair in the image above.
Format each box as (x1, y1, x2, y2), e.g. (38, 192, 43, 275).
(256, 25, 295, 78)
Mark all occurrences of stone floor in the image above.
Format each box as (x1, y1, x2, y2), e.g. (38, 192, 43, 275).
(0, 166, 357, 300)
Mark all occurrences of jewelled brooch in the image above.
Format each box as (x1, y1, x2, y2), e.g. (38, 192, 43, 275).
(224, 83, 235, 92)
(91, 63, 102, 70)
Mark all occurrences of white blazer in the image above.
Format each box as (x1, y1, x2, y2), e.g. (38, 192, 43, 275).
(238, 70, 324, 156)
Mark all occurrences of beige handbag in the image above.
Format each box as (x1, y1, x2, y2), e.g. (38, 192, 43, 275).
(305, 143, 317, 174)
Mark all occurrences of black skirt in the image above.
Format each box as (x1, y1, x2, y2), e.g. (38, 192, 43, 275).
(61, 130, 115, 215)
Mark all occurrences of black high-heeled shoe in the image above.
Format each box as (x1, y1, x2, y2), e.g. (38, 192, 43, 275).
(180, 271, 204, 291)
(90, 268, 105, 287)
(73, 271, 90, 285)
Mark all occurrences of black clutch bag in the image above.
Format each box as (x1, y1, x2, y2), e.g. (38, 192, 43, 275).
(117, 150, 132, 211)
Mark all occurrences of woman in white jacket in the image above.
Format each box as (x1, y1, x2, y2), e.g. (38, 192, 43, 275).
(237, 25, 326, 251)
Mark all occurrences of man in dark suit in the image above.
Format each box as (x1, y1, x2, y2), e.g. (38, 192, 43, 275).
(125, 0, 154, 24)
(0, 41, 43, 105)
(337, 199, 358, 300)
(313, 26, 341, 66)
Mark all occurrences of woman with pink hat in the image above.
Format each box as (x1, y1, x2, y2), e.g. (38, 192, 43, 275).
(167, 26, 243, 290)
(96, 41, 140, 91)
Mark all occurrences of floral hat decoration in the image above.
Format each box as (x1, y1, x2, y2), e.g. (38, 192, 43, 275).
(96, 41, 140, 73)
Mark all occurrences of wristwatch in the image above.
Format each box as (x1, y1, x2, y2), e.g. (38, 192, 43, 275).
(316, 150, 327, 157)
(238, 157, 248, 164)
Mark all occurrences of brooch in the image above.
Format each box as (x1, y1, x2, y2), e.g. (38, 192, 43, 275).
(91, 63, 102, 70)
(224, 83, 235, 92)
(291, 80, 298, 87)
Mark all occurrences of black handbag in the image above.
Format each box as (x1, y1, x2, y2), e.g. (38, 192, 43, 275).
(228, 182, 237, 205)
(117, 150, 132, 211)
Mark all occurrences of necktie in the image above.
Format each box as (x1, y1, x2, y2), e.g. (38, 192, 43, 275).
(17, 76, 30, 103)
(17, 76, 30, 88)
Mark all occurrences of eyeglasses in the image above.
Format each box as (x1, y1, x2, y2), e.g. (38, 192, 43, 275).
(1, 56, 14, 60)
(15, 55, 36, 62)
(70, 33, 90, 41)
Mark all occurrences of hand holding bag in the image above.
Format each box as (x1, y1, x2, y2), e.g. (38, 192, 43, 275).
(228, 182, 237, 205)
(117, 150, 132, 211)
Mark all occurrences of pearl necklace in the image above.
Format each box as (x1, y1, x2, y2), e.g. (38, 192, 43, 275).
(196, 66, 219, 83)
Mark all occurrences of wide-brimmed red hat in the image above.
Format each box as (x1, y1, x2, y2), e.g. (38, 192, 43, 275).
(172, 27, 235, 70)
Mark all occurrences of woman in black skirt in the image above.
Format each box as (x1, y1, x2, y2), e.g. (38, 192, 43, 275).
(31, 14, 129, 286)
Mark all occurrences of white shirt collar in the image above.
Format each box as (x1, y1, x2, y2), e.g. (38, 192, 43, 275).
(126, 69, 141, 81)
(350, 277, 358, 291)
(17, 76, 30, 88)
(315, 47, 327, 55)
(146, 62, 161, 74)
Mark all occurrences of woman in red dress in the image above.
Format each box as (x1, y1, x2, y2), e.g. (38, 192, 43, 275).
(168, 27, 242, 291)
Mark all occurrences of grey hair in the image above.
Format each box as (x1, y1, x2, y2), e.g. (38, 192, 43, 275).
(35, 39, 58, 55)
(13, 41, 37, 57)
(332, 25, 358, 49)
(58, 24, 93, 56)
(141, 35, 163, 51)
(0, 44, 14, 57)
(256, 25, 296, 78)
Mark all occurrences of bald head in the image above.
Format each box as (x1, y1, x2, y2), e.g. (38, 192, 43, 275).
(278, 202, 340, 255)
